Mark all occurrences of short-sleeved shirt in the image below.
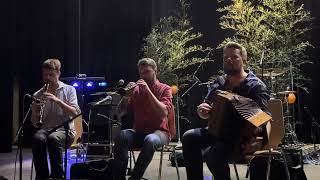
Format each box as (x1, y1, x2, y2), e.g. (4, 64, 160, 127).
(33, 81, 81, 135)
(127, 80, 173, 138)
(204, 71, 270, 113)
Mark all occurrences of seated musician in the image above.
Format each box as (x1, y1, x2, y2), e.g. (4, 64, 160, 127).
(31, 59, 81, 179)
(113, 58, 174, 180)
(182, 42, 271, 180)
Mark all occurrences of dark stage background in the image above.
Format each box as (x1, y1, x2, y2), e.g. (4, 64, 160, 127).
(1, 0, 320, 152)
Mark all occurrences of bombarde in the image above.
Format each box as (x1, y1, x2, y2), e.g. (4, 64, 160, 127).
(117, 82, 137, 96)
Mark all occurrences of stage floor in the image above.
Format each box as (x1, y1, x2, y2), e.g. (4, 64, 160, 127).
(0, 146, 319, 180)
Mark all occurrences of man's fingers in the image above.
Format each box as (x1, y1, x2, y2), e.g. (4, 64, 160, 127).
(198, 108, 210, 114)
(202, 106, 212, 111)
(199, 106, 211, 112)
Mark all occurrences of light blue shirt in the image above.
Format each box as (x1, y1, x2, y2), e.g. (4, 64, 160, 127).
(33, 81, 81, 136)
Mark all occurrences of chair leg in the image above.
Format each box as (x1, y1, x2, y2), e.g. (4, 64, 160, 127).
(76, 144, 79, 163)
(173, 148, 180, 180)
(158, 146, 164, 180)
(128, 151, 138, 175)
(280, 149, 291, 180)
(30, 158, 34, 180)
(245, 162, 250, 178)
(128, 151, 134, 175)
(132, 150, 136, 164)
(77, 143, 86, 162)
(129, 151, 132, 173)
(299, 149, 303, 170)
(233, 162, 239, 180)
(266, 150, 272, 180)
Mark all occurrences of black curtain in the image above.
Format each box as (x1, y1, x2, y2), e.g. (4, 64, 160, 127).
(0, 0, 16, 152)
(13, 0, 154, 146)
(294, 0, 320, 142)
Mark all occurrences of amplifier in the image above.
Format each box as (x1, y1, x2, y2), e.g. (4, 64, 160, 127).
(86, 143, 113, 159)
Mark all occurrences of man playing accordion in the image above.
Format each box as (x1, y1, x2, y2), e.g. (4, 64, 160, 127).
(182, 42, 271, 180)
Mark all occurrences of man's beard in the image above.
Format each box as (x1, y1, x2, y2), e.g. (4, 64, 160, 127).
(223, 66, 241, 76)
(142, 74, 156, 85)
(144, 78, 155, 85)
(44, 80, 52, 85)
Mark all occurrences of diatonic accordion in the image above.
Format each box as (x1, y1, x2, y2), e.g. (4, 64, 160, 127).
(208, 90, 271, 142)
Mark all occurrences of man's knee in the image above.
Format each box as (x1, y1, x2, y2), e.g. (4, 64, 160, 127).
(32, 133, 47, 145)
(114, 130, 130, 146)
(47, 134, 62, 148)
(182, 129, 197, 145)
(143, 134, 160, 148)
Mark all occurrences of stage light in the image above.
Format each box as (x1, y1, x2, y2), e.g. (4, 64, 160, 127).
(86, 81, 94, 88)
(72, 82, 79, 88)
(98, 82, 108, 87)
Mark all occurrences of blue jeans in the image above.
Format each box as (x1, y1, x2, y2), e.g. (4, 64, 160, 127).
(32, 129, 74, 179)
(182, 128, 233, 180)
(113, 129, 169, 180)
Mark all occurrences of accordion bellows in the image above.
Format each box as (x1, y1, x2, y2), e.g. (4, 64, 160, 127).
(208, 90, 272, 142)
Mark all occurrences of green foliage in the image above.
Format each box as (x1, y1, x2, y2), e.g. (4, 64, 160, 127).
(142, 0, 212, 86)
(218, 0, 313, 94)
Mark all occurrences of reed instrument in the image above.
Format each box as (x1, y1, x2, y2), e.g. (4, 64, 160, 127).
(37, 83, 49, 127)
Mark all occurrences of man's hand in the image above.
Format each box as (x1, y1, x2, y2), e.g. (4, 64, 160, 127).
(197, 102, 212, 119)
(43, 92, 60, 103)
(136, 79, 150, 94)
(125, 82, 136, 98)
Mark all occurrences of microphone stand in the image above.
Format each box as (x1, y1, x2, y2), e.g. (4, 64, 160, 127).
(180, 59, 205, 98)
(48, 113, 82, 179)
(175, 60, 204, 146)
(304, 107, 320, 157)
(97, 113, 121, 126)
(96, 113, 121, 157)
(14, 104, 32, 180)
(174, 77, 199, 146)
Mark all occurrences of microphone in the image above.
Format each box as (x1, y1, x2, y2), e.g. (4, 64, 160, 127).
(94, 95, 112, 106)
(209, 76, 225, 88)
(90, 79, 125, 96)
(205, 76, 226, 102)
(117, 79, 125, 87)
(26, 94, 41, 103)
(216, 76, 226, 86)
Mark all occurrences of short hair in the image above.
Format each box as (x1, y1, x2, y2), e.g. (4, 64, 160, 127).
(137, 58, 157, 71)
(42, 59, 61, 71)
(223, 42, 247, 65)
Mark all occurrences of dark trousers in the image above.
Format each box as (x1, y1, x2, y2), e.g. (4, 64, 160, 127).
(113, 129, 169, 180)
(32, 129, 74, 179)
(182, 128, 233, 180)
